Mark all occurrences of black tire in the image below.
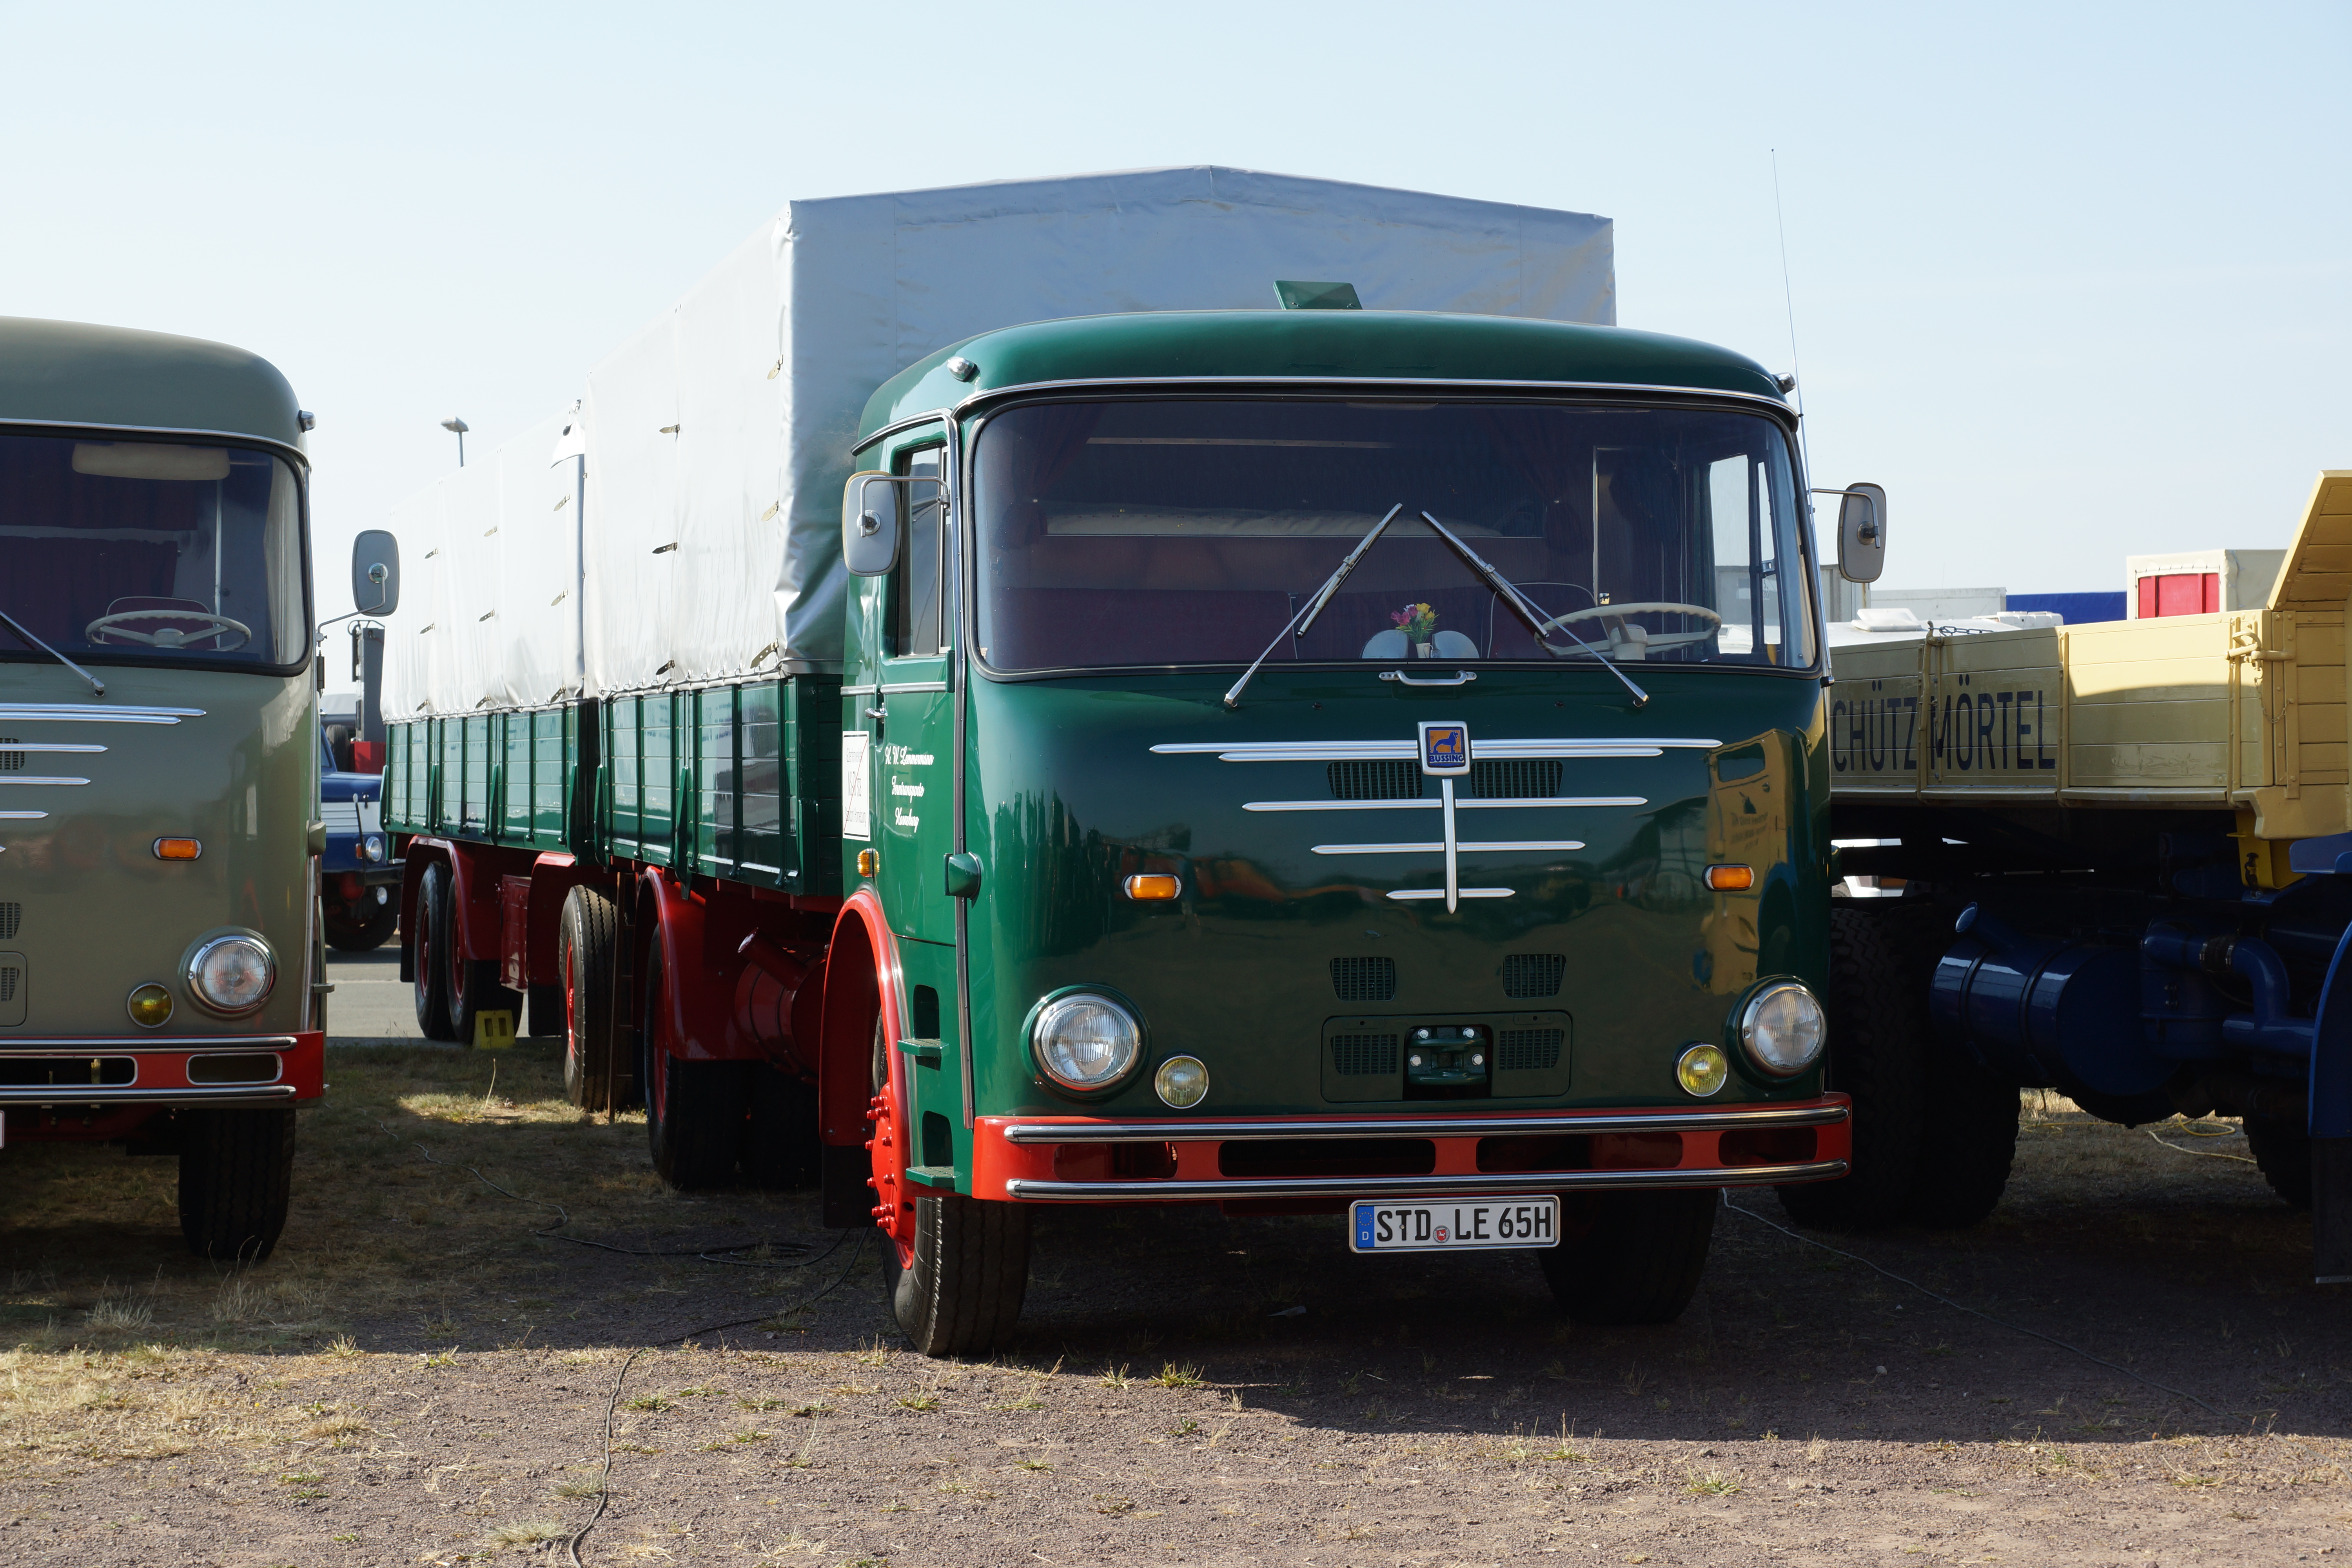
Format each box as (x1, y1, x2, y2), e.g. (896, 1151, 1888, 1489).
(413, 862, 456, 1041)
(1906, 1046, 2020, 1228)
(871, 1016, 1031, 1355)
(743, 1065, 822, 1190)
(1537, 1188, 1717, 1326)
(178, 1109, 297, 1261)
(2246, 1115, 2313, 1210)
(641, 944, 751, 1190)
(325, 895, 398, 952)
(885, 1194, 1033, 1356)
(1777, 907, 1929, 1229)
(559, 887, 621, 1110)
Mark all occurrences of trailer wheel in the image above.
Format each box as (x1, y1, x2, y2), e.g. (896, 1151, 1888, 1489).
(413, 861, 457, 1041)
(2245, 1115, 2313, 1210)
(559, 887, 621, 1110)
(449, 951, 521, 1049)
(1776, 907, 1927, 1230)
(640, 944, 750, 1189)
(178, 1108, 297, 1262)
(1537, 1188, 1716, 1326)
(870, 1016, 1030, 1355)
(1905, 1049, 2020, 1228)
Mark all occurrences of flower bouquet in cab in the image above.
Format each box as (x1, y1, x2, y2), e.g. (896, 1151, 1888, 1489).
(1393, 601, 1439, 655)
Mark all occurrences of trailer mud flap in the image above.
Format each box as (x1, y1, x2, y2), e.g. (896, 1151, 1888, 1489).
(822, 1143, 875, 1229)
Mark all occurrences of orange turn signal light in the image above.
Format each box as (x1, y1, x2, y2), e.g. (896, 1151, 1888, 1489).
(154, 838, 202, 862)
(1124, 874, 1183, 901)
(1704, 864, 1755, 891)
(855, 848, 879, 878)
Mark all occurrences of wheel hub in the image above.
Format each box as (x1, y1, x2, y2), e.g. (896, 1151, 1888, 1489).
(866, 1091, 913, 1252)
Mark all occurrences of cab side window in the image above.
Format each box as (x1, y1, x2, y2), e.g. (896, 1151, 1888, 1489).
(888, 447, 945, 658)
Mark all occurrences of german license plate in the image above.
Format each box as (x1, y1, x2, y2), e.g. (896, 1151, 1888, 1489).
(1348, 1195, 1558, 1253)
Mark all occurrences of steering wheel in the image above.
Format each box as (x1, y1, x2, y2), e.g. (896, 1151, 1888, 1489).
(1535, 601, 1723, 655)
(84, 611, 252, 652)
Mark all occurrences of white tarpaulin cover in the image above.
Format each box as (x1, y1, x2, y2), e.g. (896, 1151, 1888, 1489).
(386, 411, 577, 714)
(385, 167, 1613, 717)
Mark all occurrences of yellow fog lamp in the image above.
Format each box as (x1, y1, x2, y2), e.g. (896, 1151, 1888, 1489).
(1676, 1042, 1729, 1097)
(1123, 874, 1182, 901)
(126, 983, 174, 1028)
(1154, 1054, 1209, 1109)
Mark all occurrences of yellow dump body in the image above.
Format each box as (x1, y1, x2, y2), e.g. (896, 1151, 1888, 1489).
(1830, 472, 2352, 865)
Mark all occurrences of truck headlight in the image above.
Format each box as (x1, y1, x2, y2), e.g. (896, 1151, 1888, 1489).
(1031, 993, 1142, 1093)
(188, 935, 275, 1014)
(1739, 981, 1826, 1077)
(361, 833, 386, 862)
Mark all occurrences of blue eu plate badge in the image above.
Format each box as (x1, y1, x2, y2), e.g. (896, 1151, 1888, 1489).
(1417, 720, 1470, 777)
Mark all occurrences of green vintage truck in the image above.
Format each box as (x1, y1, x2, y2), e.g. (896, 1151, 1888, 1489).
(379, 171, 1861, 1352)
(0, 316, 327, 1260)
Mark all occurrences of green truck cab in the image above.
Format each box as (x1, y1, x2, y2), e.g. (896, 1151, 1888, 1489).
(0, 316, 324, 1261)
(376, 172, 1859, 1354)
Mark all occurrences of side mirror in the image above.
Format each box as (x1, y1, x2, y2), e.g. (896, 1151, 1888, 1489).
(842, 471, 903, 577)
(352, 528, 401, 614)
(839, 471, 942, 577)
(1834, 483, 1886, 584)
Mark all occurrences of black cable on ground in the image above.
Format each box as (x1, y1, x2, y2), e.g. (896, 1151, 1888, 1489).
(372, 1118, 816, 1265)
(1719, 1192, 2239, 1424)
(565, 1229, 870, 1568)
(364, 1118, 874, 1564)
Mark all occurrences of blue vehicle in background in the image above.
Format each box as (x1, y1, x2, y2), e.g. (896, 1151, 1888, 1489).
(320, 716, 398, 950)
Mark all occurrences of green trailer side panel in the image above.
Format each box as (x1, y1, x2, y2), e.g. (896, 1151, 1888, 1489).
(388, 676, 840, 893)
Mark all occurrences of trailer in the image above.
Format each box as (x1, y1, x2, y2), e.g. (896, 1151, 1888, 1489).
(379, 167, 1870, 1353)
(1818, 470, 2352, 1281)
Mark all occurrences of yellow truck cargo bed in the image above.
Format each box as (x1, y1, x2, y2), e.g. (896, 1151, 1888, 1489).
(1830, 471, 2352, 844)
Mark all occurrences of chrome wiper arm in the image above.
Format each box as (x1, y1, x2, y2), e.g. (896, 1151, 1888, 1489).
(1415, 511, 1647, 710)
(0, 608, 105, 696)
(1221, 503, 1405, 710)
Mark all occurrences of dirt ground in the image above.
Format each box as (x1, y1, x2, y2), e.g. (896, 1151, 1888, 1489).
(2, 1040, 2348, 1568)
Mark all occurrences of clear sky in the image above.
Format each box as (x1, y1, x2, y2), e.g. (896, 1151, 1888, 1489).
(5, 1, 2345, 618)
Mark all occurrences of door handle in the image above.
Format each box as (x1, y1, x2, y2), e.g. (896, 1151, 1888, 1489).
(863, 706, 886, 719)
(1378, 668, 1479, 687)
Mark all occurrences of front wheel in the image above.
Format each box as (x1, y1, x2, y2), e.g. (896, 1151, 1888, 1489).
(1537, 1187, 1717, 1325)
(325, 894, 398, 953)
(178, 1109, 297, 1261)
(870, 1016, 1029, 1355)
(1776, 907, 1929, 1230)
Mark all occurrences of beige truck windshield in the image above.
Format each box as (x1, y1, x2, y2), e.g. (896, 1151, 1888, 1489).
(0, 434, 307, 673)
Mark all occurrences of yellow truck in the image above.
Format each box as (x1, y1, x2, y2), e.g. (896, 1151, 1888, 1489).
(1806, 471, 2352, 1283)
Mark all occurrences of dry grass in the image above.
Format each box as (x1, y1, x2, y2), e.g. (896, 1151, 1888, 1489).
(0, 1040, 724, 1474)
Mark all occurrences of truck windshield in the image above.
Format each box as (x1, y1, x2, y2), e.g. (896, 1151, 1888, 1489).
(0, 434, 307, 673)
(971, 397, 1813, 673)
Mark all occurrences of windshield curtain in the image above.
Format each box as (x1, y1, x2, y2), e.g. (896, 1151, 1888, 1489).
(0, 434, 308, 672)
(971, 397, 1814, 673)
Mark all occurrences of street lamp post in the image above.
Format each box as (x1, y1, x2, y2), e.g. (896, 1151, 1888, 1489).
(441, 416, 469, 467)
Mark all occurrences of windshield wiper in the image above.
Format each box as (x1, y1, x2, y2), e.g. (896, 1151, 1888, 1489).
(1221, 503, 1405, 710)
(0, 608, 106, 696)
(1415, 511, 1648, 709)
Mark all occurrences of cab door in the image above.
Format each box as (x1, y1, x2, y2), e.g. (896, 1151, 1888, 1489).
(874, 444, 957, 948)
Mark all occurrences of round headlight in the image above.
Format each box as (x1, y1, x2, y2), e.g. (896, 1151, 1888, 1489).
(1677, 1042, 1729, 1096)
(1739, 981, 1826, 1077)
(188, 936, 275, 1014)
(1154, 1055, 1209, 1109)
(126, 983, 174, 1028)
(361, 833, 386, 863)
(1031, 993, 1142, 1093)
